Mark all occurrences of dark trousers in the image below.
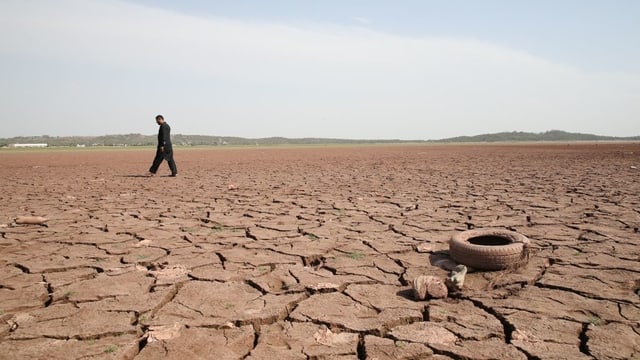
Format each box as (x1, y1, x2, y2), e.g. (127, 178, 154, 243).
(149, 146, 177, 175)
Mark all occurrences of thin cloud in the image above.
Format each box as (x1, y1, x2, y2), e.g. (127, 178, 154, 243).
(352, 16, 372, 25)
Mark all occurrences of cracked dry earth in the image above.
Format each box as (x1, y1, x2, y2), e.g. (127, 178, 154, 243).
(0, 143, 639, 360)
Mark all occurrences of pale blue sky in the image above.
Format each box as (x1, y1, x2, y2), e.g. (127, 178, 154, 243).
(1, 0, 639, 139)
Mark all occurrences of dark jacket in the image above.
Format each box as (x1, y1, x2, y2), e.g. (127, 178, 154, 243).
(158, 122, 172, 149)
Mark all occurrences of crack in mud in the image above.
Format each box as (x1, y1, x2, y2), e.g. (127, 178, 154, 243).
(12, 263, 30, 273)
(578, 323, 592, 357)
(463, 297, 515, 344)
(534, 282, 637, 305)
(357, 333, 366, 360)
(43, 274, 53, 307)
(215, 252, 227, 270)
(244, 227, 258, 241)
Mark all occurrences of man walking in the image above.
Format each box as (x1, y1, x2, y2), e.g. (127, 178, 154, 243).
(148, 114, 178, 177)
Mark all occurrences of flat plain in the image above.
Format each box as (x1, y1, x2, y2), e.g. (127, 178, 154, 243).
(0, 143, 639, 359)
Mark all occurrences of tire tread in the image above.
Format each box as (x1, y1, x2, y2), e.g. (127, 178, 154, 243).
(449, 229, 530, 270)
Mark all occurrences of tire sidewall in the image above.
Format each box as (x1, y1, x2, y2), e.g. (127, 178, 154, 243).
(449, 228, 530, 270)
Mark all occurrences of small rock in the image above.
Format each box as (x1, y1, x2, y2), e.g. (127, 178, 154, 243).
(14, 216, 48, 225)
(511, 328, 542, 343)
(221, 321, 236, 329)
(314, 326, 357, 346)
(7, 313, 35, 331)
(412, 275, 448, 300)
(415, 243, 432, 253)
(135, 239, 153, 247)
(309, 282, 340, 291)
(151, 265, 188, 281)
(6, 320, 18, 332)
(427, 278, 448, 299)
(147, 323, 184, 342)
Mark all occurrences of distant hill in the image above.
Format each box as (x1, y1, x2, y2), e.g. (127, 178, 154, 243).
(0, 134, 418, 147)
(430, 130, 640, 143)
(0, 130, 638, 147)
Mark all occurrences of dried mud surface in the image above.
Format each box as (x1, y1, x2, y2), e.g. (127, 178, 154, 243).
(0, 143, 639, 360)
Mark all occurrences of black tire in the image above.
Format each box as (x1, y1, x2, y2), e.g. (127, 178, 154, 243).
(449, 228, 530, 270)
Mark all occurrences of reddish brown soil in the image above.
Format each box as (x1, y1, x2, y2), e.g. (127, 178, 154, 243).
(1, 143, 639, 359)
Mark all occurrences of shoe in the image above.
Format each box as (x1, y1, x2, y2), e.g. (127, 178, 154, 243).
(170, 173, 177, 177)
